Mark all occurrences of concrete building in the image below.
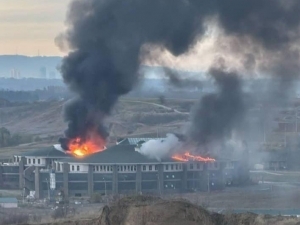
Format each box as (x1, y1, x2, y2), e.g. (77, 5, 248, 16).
(0, 137, 248, 199)
(0, 197, 18, 208)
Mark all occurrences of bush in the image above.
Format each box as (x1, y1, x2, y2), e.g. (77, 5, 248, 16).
(51, 207, 66, 220)
(0, 127, 34, 147)
(90, 192, 102, 203)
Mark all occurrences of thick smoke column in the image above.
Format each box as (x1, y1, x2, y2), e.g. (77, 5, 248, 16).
(187, 69, 245, 148)
(57, 0, 206, 143)
(57, 0, 300, 147)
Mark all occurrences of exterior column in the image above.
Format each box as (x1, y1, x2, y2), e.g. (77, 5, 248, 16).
(136, 165, 142, 194)
(34, 167, 42, 199)
(0, 165, 3, 187)
(182, 163, 187, 192)
(88, 165, 94, 197)
(112, 165, 118, 194)
(63, 163, 69, 197)
(19, 157, 26, 189)
(157, 164, 164, 195)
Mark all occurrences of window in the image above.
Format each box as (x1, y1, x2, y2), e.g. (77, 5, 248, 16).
(155, 165, 158, 171)
(190, 163, 194, 170)
(165, 165, 169, 170)
(143, 165, 146, 171)
(131, 166, 133, 171)
(28, 159, 31, 164)
(175, 164, 178, 170)
(72, 165, 74, 171)
(77, 165, 80, 171)
(33, 159, 35, 164)
(100, 166, 102, 171)
(128, 165, 130, 171)
(171, 165, 174, 170)
(104, 166, 106, 171)
(38, 159, 41, 164)
(149, 165, 152, 171)
(120, 166, 123, 171)
(107, 166, 110, 171)
(134, 166, 137, 171)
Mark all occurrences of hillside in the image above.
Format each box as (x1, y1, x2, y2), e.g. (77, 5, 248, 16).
(0, 98, 194, 156)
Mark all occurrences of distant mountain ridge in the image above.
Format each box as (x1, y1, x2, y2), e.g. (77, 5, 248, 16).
(0, 55, 62, 78)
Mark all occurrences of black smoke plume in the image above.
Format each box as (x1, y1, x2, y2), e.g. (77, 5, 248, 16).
(57, 0, 300, 149)
(187, 69, 245, 147)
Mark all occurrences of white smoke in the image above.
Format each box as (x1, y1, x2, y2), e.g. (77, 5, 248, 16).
(139, 133, 182, 161)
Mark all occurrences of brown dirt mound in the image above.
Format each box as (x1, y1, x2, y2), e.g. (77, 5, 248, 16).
(98, 195, 214, 225)
(32, 196, 300, 225)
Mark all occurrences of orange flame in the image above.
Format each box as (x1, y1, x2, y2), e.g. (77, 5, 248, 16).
(172, 152, 215, 162)
(68, 131, 106, 157)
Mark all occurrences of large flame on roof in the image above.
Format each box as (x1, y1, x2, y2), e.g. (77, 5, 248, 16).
(68, 131, 106, 157)
(172, 152, 215, 162)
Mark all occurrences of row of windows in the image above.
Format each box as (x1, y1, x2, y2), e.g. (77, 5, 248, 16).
(142, 165, 157, 171)
(71, 165, 80, 171)
(165, 164, 182, 171)
(189, 163, 203, 170)
(61, 163, 222, 173)
(118, 165, 137, 172)
(69, 164, 183, 172)
(94, 165, 113, 172)
(94, 165, 138, 172)
(27, 158, 41, 165)
(189, 162, 218, 170)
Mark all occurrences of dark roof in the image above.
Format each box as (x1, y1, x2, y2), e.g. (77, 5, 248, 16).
(0, 197, 18, 203)
(17, 146, 71, 158)
(59, 144, 177, 164)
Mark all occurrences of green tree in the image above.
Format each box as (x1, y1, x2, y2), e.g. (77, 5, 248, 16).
(0, 127, 11, 147)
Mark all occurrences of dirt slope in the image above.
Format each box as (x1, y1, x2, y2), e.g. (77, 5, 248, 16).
(40, 196, 300, 225)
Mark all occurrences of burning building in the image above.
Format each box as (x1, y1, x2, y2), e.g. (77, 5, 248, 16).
(0, 135, 249, 199)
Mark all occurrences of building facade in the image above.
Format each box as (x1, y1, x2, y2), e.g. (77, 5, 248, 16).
(0, 138, 247, 199)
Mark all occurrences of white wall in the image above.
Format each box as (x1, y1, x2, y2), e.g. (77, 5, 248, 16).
(163, 163, 183, 172)
(26, 157, 46, 166)
(187, 162, 204, 171)
(69, 164, 88, 173)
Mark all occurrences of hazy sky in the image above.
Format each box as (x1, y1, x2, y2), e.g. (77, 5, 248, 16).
(0, 0, 70, 56)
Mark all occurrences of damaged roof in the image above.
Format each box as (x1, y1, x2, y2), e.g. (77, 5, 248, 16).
(57, 144, 177, 164)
